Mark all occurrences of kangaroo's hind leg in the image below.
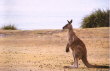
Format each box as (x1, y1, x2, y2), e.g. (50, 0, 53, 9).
(72, 57, 78, 68)
(71, 51, 79, 68)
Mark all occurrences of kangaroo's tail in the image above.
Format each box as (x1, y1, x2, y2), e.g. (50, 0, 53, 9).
(82, 56, 109, 68)
(82, 56, 94, 68)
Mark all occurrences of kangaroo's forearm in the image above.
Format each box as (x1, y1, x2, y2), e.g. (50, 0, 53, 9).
(66, 43, 70, 52)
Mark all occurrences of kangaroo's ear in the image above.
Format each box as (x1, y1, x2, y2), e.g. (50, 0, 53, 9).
(70, 19, 72, 23)
(67, 20, 69, 23)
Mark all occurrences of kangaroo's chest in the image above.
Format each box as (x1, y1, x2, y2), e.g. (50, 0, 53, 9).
(68, 36, 75, 45)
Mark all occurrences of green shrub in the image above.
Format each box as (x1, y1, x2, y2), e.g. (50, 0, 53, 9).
(81, 9, 109, 28)
(1, 25, 17, 30)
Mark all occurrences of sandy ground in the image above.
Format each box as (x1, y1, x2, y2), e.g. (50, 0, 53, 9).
(0, 27, 109, 71)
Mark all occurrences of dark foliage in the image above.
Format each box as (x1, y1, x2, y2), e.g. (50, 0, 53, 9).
(81, 9, 109, 28)
(1, 25, 17, 30)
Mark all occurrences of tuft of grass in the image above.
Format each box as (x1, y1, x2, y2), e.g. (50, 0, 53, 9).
(1, 25, 17, 30)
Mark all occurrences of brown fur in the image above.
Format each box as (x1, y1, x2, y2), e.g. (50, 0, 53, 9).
(63, 20, 109, 68)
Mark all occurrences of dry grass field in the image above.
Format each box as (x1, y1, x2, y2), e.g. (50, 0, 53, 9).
(0, 27, 109, 71)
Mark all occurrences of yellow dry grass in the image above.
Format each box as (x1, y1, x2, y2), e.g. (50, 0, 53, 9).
(0, 27, 109, 71)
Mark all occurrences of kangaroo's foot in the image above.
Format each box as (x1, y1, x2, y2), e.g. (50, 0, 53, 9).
(64, 65, 78, 68)
(64, 59, 78, 69)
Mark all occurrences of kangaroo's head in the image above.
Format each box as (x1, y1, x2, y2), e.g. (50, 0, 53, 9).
(63, 20, 72, 30)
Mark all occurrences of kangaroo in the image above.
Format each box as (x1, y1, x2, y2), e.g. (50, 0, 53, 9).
(63, 20, 109, 68)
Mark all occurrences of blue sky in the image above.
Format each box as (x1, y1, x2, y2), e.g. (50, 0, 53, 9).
(0, 0, 109, 30)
